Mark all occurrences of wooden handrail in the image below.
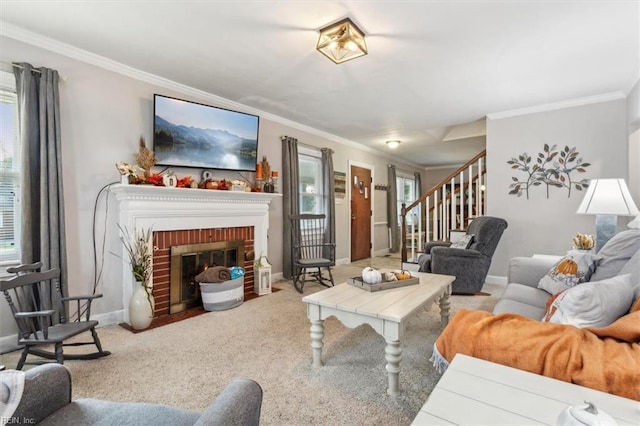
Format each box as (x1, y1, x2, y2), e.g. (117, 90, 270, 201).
(400, 149, 486, 262)
(403, 149, 486, 215)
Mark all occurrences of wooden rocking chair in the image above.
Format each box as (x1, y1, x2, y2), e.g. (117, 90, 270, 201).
(290, 214, 336, 294)
(1, 262, 111, 370)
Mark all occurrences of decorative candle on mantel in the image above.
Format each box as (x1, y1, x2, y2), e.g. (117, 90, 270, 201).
(256, 162, 263, 179)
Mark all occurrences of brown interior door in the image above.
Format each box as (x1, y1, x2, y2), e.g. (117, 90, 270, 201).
(350, 165, 372, 261)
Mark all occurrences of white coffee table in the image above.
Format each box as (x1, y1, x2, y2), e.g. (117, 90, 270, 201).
(302, 271, 454, 396)
(412, 354, 640, 425)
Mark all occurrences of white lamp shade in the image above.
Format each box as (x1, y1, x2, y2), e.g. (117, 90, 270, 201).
(576, 179, 639, 216)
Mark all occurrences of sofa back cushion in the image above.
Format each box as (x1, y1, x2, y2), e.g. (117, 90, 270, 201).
(619, 248, 640, 299)
(590, 229, 640, 282)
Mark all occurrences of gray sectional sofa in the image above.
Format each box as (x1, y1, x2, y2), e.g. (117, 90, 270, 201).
(493, 228, 640, 319)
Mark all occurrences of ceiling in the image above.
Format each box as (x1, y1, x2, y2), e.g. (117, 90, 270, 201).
(1, 1, 638, 167)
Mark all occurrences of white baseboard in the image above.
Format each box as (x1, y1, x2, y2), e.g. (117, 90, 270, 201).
(92, 309, 124, 327)
(485, 275, 507, 286)
(336, 257, 350, 266)
(270, 272, 283, 283)
(0, 334, 20, 354)
(373, 248, 390, 257)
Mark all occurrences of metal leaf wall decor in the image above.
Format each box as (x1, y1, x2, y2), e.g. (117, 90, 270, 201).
(507, 144, 591, 199)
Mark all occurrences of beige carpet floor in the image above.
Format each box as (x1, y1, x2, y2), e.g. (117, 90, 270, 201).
(1, 261, 500, 426)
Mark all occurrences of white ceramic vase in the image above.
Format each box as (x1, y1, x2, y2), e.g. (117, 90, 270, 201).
(129, 282, 154, 330)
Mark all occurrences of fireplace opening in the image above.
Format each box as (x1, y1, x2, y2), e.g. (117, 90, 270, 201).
(169, 240, 244, 314)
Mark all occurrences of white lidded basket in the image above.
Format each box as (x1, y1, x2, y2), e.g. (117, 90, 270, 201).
(200, 276, 244, 311)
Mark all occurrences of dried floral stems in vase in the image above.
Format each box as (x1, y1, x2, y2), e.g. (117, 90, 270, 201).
(135, 136, 156, 178)
(118, 224, 154, 306)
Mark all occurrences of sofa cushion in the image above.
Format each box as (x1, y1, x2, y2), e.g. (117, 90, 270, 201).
(619, 248, 640, 299)
(542, 274, 633, 328)
(498, 283, 550, 309)
(492, 298, 546, 320)
(590, 229, 640, 282)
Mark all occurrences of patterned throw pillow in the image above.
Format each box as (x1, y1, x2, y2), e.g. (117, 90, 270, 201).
(537, 250, 598, 295)
(450, 234, 474, 249)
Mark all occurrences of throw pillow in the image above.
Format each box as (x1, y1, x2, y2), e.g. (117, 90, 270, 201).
(542, 274, 633, 328)
(537, 250, 598, 295)
(450, 234, 474, 249)
(590, 229, 640, 282)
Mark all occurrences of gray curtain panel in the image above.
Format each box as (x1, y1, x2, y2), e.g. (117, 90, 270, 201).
(414, 171, 422, 199)
(321, 148, 335, 261)
(281, 136, 300, 279)
(387, 165, 399, 252)
(13, 63, 68, 298)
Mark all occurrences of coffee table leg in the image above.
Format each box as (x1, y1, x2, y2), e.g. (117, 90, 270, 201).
(439, 291, 451, 327)
(310, 319, 324, 368)
(385, 338, 402, 396)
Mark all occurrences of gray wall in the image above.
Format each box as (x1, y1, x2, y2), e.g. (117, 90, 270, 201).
(423, 166, 461, 192)
(0, 35, 424, 335)
(487, 97, 630, 277)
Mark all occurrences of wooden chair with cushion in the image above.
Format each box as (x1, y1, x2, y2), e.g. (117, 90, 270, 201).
(0, 262, 110, 370)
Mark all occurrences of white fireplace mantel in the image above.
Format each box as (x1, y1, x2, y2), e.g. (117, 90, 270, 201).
(110, 184, 281, 323)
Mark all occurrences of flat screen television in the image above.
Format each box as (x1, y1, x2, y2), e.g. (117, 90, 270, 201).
(153, 94, 259, 172)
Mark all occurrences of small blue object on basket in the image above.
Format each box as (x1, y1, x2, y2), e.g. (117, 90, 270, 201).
(230, 266, 245, 279)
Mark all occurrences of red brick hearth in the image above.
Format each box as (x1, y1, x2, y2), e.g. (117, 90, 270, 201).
(151, 227, 254, 317)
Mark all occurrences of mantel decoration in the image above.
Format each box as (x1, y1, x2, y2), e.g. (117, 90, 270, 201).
(119, 224, 155, 330)
(507, 144, 591, 199)
(115, 135, 263, 191)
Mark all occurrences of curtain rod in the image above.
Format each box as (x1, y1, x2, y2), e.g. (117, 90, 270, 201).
(1, 61, 67, 81)
(10, 62, 42, 74)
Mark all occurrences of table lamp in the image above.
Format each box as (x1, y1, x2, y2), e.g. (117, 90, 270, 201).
(576, 178, 639, 252)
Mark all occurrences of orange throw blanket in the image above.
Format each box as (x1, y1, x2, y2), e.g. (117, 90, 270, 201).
(434, 307, 640, 401)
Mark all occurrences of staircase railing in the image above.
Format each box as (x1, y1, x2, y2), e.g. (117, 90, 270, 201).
(401, 150, 487, 263)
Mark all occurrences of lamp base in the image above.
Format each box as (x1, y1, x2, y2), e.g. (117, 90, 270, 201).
(595, 214, 617, 253)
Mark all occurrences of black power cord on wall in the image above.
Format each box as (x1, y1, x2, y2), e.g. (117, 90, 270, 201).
(91, 182, 118, 295)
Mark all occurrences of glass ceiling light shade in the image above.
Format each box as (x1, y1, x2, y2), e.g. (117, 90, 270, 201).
(386, 140, 401, 149)
(576, 178, 639, 252)
(316, 18, 367, 64)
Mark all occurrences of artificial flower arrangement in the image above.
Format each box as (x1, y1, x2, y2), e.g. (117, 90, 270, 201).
(572, 232, 595, 250)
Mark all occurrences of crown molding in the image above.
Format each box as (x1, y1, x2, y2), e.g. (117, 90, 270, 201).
(1, 21, 422, 169)
(487, 92, 626, 120)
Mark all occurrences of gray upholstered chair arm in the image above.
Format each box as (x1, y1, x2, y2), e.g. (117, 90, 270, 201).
(507, 256, 558, 288)
(194, 377, 263, 426)
(424, 241, 451, 254)
(13, 364, 72, 424)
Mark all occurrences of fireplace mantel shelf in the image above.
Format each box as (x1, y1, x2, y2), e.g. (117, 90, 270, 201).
(110, 183, 282, 203)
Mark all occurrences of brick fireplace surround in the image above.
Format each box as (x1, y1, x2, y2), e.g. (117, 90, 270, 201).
(111, 184, 281, 325)
(153, 227, 254, 317)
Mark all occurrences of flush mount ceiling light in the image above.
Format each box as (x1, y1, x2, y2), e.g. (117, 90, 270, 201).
(316, 18, 368, 64)
(386, 140, 401, 149)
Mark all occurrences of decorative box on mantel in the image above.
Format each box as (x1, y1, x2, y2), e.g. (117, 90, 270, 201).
(109, 184, 281, 325)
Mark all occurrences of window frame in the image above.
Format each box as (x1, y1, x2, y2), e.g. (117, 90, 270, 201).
(298, 145, 325, 217)
(0, 70, 21, 268)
